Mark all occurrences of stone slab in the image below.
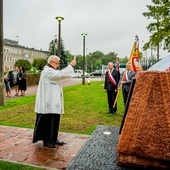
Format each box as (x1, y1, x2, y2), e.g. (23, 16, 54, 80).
(66, 125, 154, 170)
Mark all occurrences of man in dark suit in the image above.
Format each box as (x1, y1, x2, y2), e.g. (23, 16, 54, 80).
(119, 62, 135, 107)
(104, 62, 120, 114)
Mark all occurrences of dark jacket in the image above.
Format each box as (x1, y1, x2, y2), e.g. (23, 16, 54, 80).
(104, 69, 120, 91)
(119, 70, 135, 92)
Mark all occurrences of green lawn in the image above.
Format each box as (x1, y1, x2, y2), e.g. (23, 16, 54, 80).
(0, 161, 45, 170)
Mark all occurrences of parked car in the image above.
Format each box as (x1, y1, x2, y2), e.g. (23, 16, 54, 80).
(74, 70, 89, 78)
(90, 70, 102, 76)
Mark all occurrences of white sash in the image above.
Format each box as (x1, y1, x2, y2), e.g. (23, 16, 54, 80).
(123, 71, 129, 81)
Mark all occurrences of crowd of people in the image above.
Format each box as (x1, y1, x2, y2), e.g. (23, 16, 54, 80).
(4, 66, 27, 97)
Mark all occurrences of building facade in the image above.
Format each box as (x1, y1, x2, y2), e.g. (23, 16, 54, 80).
(3, 38, 49, 70)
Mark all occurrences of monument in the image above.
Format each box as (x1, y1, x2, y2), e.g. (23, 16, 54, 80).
(117, 71, 170, 169)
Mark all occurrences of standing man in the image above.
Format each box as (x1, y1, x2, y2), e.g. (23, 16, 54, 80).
(104, 62, 120, 114)
(33, 55, 76, 148)
(119, 62, 135, 107)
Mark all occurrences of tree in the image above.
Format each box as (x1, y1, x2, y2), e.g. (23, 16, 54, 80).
(36, 59, 47, 71)
(74, 54, 83, 70)
(101, 52, 118, 65)
(143, 0, 170, 61)
(15, 59, 31, 70)
(119, 57, 128, 63)
(32, 58, 41, 67)
(49, 38, 68, 69)
(49, 38, 57, 55)
(60, 39, 68, 69)
(65, 50, 74, 63)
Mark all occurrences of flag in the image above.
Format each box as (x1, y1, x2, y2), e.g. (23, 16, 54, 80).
(128, 35, 139, 72)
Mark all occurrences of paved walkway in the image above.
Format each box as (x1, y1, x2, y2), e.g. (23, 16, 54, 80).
(1, 78, 90, 169)
(0, 125, 89, 170)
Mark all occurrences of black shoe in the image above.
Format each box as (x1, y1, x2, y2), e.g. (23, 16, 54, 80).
(44, 142, 56, 148)
(55, 139, 65, 145)
(106, 111, 113, 114)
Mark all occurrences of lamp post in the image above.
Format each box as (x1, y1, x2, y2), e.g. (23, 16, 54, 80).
(16, 35, 19, 45)
(54, 34, 57, 55)
(0, 0, 5, 105)
(55, 16, 64, 59)
(142, 40, 148, 69)
(86, 48, 88, 71)
(81, 33, 87, 85)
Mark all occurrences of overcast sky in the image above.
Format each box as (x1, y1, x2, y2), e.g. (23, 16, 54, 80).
(3, 0, 169, 58)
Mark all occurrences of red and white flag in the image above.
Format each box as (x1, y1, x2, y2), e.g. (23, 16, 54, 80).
(128, 35, 139, 72)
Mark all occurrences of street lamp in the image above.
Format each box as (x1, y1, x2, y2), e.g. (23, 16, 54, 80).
(81, 33, 87, 85)
(54, 34, 57, 55)
(55, 16, 64, 59)
(142, 40, 148, 69)
(16, 35, 19, 45)
(86, 48, 88, 71)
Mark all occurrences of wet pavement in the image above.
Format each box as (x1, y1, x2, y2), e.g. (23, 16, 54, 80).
(0, 125, 89, 170)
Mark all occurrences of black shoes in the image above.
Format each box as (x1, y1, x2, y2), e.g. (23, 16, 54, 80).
(55, 139, 65, 145)
(44, 142, 56, 148)
(106, 111, 113, 114)
(106, 111, 116, 114)
(44, 140, 65, 148)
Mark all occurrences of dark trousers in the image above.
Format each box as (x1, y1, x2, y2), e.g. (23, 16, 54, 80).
(122, 90, 129, 107)
(107, 90, 117, 112)
(33, 113, 60, 144)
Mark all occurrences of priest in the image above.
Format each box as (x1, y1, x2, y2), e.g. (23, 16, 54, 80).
(33, 55, 76, 148)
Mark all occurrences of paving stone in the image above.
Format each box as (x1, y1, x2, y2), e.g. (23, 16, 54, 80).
(0, 150, 8, 158)
(10, 153, 29, 162)
(66, 125, 157, 170)
(0, 125, 89, 169)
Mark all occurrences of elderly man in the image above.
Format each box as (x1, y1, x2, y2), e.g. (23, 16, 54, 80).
(119, 62, 135, 107)
(33, 55, 76, 148)
(104, 62, 120, 114)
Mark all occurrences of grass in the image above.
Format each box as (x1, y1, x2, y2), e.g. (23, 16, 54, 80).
(0, 81, 125, 169)
(0, 161, 45, 170)
(0, 81, 124, 134)
(61, 81, 124, 134)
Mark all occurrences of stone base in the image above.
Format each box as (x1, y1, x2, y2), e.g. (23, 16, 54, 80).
(117, 154, 170, 169)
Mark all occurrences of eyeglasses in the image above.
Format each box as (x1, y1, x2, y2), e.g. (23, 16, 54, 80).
(52, 61, 60, 65)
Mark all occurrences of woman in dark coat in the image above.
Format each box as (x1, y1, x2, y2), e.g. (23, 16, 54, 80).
(18, 66, 27, 96)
